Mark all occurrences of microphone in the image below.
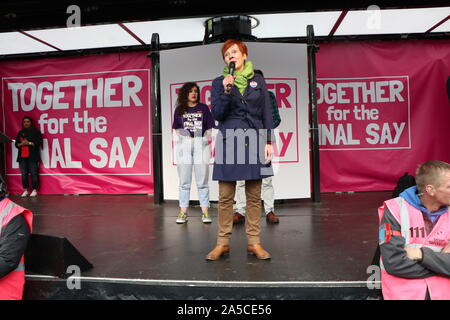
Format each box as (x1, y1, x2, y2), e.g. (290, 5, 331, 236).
(226, 61, 235, 90)
(228, 61, 235, 75)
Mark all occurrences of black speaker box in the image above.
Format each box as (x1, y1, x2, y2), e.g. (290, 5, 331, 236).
(212, 16, 252, 38)
(25, 234, 93, 278)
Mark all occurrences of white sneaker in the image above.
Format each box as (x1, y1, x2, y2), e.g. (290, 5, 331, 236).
(202, 212, 212, 224)
(30, 189, 38, 197)
(176, 211, 187, 224)
(21, 190, 29, 197)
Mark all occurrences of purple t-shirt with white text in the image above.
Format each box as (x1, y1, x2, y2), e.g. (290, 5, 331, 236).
(172, 103, 215, 137)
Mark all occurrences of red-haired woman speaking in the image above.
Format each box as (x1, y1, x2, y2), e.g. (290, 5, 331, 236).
(206, 39, 274, 261)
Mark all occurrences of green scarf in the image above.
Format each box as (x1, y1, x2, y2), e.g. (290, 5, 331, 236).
(223, 60, 254, 96)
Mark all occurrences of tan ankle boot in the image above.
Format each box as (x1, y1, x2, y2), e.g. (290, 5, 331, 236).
(205, 245, 230, 261)
(247, 244, 271, 260)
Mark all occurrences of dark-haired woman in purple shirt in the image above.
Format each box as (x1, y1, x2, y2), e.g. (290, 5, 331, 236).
(172, 82, 215, 225)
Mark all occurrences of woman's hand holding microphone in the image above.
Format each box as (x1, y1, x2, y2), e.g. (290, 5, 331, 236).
(223, 61, 236, 94)
(223, 74, 235, 94)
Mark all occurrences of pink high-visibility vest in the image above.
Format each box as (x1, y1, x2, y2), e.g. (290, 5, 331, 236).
(0, 198, 33, 300)
(378, 197, 450, 300)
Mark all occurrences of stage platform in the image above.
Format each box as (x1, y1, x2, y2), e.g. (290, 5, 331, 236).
(13, 191, 387, 300)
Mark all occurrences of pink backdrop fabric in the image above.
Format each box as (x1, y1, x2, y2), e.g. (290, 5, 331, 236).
(317, 39, 450, 192)
(0, 51, 153, 194)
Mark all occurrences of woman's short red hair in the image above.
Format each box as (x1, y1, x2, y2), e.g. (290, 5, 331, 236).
(221, 39, 248, 59)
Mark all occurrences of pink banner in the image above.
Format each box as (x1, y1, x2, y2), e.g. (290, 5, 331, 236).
(318, 76, 410, 150)
(317, 40, 450, 192)
(0, 52, 153, 194)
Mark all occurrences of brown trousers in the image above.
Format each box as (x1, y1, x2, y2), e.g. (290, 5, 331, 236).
(217, 179, 262, 246)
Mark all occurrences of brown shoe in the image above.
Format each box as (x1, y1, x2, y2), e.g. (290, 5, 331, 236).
(205, 245, 230, 261)
(247, 244, 271, 260)
(266, 212, 279, 224)
(233, 212, 245, 225)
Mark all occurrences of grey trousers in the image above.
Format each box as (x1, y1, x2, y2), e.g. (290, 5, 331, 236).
(234, 177, 274, 215)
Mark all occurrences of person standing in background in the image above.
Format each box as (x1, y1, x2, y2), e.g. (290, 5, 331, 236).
(15, 117, 42, 198)
(172, 82, 215, 224)
(233, 69, 281, 225)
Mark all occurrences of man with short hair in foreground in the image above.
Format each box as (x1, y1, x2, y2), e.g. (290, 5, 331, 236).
(379, 160, 450, 300)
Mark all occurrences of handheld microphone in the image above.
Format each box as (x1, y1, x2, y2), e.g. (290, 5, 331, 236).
(228, 61, 235, 75)
(226, 61, 235, 90)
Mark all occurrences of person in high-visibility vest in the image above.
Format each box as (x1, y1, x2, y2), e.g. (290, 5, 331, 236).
(378, 160, 450, 300)
(0, 175, 32, 300)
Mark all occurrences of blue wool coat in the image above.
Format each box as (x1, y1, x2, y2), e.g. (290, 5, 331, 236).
(211, 73, 274, 181)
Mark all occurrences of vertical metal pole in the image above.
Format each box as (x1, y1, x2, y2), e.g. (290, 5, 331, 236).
(149, 33, 164, 204)
(0, 143, 5, 181)
(307, 25, 321, 202)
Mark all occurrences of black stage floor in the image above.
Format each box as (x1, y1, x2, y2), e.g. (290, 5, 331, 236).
(12, 192, 387, 300)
